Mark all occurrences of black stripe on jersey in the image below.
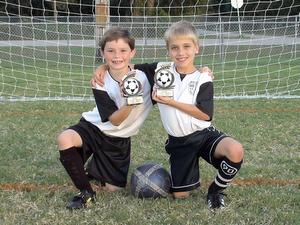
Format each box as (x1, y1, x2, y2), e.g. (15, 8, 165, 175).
(92, 88, 118, 122)
(196, 82, 214, 121)
(134, 62, 158, 105)
(134, 63, 157, 88)
(134, 63, 157, 105)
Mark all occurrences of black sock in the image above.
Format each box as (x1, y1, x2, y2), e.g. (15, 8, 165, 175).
(208, 157, 243, 194)
(59, 147, 93, 193)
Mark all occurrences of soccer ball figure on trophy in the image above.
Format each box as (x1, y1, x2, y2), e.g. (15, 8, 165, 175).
(122, 71, 143, 105)
(154, 64, 175, 97)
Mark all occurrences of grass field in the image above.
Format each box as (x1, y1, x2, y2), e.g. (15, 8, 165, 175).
(0, 99, 299, 225)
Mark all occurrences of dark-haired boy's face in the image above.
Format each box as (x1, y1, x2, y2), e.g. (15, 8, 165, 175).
(102, 39, 136, 73)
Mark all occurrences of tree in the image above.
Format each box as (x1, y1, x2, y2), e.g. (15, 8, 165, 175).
(110, 0, 132, 16)
(0, 0, 298, 17)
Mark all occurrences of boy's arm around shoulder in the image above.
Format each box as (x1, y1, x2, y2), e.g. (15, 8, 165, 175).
(91, 64, 109, 87)
(91, 63, 136, 87)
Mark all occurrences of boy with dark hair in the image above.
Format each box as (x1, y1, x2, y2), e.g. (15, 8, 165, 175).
(57, 27, 153, 209)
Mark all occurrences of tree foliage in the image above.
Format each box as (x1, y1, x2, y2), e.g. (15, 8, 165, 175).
(0, 0, 299, 17)
(210, 0, 300, 17)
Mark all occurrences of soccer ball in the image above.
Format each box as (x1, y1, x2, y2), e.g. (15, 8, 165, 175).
(155, 69, 174, 88)
(123, 77, 141, 96)
(130, 162, 171, 199)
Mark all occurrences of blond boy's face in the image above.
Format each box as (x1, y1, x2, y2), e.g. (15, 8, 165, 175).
(102, 39, 135, 72)
(167, 36, 199, 73)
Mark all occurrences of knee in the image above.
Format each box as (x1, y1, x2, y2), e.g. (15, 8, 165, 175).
(57, 132, 66, 148)
(57, 130, 74, 150)
(173, 191, 190, 199)
(104, 183, 122, 193)
(228, 142, 244, 162)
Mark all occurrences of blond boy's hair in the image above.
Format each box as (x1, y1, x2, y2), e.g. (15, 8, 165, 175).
(164, 21, 199, 48)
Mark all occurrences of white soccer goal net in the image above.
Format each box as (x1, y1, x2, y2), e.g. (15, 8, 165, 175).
(0, 0, 299, 101)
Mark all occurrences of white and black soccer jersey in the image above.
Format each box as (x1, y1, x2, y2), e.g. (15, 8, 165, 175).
(82, 69, 153, 138)
(135, 62, 213, 137)
(136, 63, 237, 193)
(156, 62, 213, 137)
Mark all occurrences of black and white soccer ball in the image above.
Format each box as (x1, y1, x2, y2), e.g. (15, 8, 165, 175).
(130, 162, 171, 199)
(155, 69, 174, 88)
(123, 77, 141, 96)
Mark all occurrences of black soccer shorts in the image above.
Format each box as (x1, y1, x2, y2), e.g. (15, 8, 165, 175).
(68, 118, 131, 188)
(165, 126, 228, 192)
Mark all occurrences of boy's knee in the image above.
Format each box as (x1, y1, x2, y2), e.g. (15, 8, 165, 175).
(57, 132, 64, 147)
(173, 191, 190, 199)
(229, 142, 244, 162)
(104, 183, 122, 192)
(236, 143, 244, 158)
(57, 131, 67, 147)
(57, 130, 76, 150)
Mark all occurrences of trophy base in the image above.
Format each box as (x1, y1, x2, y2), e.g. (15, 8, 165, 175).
(127, 96, 143, 105)
(157, 89, 173, 97)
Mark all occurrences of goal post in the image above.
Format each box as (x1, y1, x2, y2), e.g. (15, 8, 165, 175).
(0, 1, 299, 101)
(231, 0, 243, 37)
(95, 0, 109, 62)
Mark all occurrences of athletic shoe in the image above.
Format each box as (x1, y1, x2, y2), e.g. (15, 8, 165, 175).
(207, 191, 226, 209)
(66, 190, 96, 210)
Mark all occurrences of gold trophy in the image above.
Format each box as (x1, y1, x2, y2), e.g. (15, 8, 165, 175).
(122, 71, 143, 105)
(154, 64, 175, 97)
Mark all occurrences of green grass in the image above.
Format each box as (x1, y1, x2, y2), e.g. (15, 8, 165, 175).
(0, 99, 299, 225)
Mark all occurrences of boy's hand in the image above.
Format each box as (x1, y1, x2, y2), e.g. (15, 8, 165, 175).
(90, 64, 109, 87)
(200, 66, 214, 80)
(152, 89, 173, 105)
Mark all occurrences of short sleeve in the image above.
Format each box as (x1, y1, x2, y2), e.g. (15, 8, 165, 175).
(92, 88, 118, 122)
(195, 82, 214, 120)
(134, 62, 158, 87)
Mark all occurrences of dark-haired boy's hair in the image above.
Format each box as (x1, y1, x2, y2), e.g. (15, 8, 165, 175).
(99, 27, 135, 51)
